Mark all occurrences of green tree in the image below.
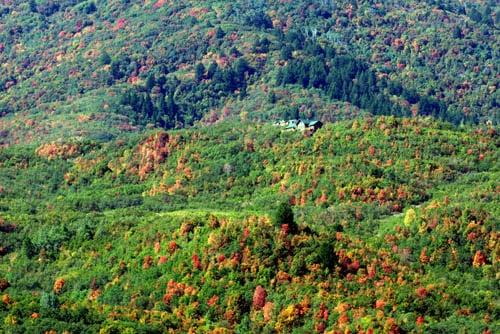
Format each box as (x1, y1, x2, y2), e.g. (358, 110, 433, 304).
(207, 62, 218, 79)
(274, 201, 297, 233)
(469, 8, 482, 23)
(309, 58, 327, 88)
(268, 91, 277, 104)
(29, 0, 37, 12)
(84, 1, 97, 14)
(99, 51, 112, 66)
(40, 291, 59, 315)
(215, 27, 225, 39)
(280, 46, 293, 61)
(145, 74, 156, 91)
(234, 58, 250, 81)
(452, 26, 463, 39)
(195, 63, 205, 82)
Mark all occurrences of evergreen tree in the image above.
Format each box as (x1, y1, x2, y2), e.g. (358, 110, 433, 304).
(195, 63, 205, 83)
(274, 201, 297, 234)
(469, 7, 482, 23)
(234, 58, 250, 82)
(111, 60, 122, 80)
(99, 51, 112, 66)
(40, 292, 59, 315)
(220, 69, 237, 92)
(282, 63, 296, 84)
(309, 59, 327, 88)
(155, 93, 166, 126)
(247, 10, 273, 29)
(230, 47, 241, 57)
(481, 6, 493, 25)
(452, 26, 463, 39)
(84, 2, 97, 14)
(268, 91, 277, 104)
(145, 74, 156, 91)
(285, 30, 305, 50)
(157, 75, 167, 93)
(280, 46, 293, 61)
(207, 62, 218, 79)
(29, 0, 37, 13)
(142, 94, 154, 118)
(276, 69, 284, 86)
(164, 94, 178, 128)
(215, 27, 225, 39)
(239, 84, 247, 99)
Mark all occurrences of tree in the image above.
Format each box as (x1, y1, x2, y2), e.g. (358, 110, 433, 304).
(142, 93, 154, 118)
(22, 238, 36, 258)
(40, 292, 58, 315)
(230, 47, 242, 57)
(274, 200, 297, 233)
(234, 58, 250, 81)
(246, 11, 273, 29)
(252, 286, 267, 310)
(280, 46, 293, 61)
(402, 88, 420, 104)
(99, 51, 111, 66)
(404, 208, 417, 227)
(282, 66, 294, 85)
(419, 96, 443, 116)
(253, 37, 270, 53)
(468, 8, 482, 23)
(239, 84, 247, 99)
(215, 27, 225, 39)
(207, 62, 218, 79)
(481, 6, 493, 25)
(111, 60, 122, 79)
(0, 279, 9, 292)
(84, 2, 97, 14)
(29, 0, 37, 13)
(195, 63, 205, 83)
(309, 59, 327, 88)
(154, 93, 166, 126)
(145, 74, 156, 90)
(315, 241, 337, 270)
(285, 30, 305, 50)
(163, 94, 178, 128)
(305, 41, 324, 57)
(268, 91, 277, 104)
(452, 26, 463, 39)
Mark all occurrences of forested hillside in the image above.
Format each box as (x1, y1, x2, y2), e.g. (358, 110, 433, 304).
(0, 1, 498, 333)
(0, 118, 498, 333)
(0, 0, 498, 129)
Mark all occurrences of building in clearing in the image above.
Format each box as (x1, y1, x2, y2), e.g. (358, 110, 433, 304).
(275, 119, 323, 132)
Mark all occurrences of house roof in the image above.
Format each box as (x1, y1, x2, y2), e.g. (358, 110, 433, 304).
(281, 119, 322, 129)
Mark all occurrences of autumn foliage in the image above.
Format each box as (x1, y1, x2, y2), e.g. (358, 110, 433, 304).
(36, 143, 80, 160)
(252, 286, 267, 310)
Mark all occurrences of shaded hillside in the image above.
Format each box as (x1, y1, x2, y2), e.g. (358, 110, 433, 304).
(0, 0, 498, 126)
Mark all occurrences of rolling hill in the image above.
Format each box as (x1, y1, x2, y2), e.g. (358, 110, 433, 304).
(0, 1, 498, 333)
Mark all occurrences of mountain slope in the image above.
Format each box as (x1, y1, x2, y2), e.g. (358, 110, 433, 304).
(0, 1, 499, 333)
(0, 0, 498, 127)
(0, 118, 498, 333)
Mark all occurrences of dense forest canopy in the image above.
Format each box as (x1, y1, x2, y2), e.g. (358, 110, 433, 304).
(0, 1, 498, 333)
(0, 0, 498, 127)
